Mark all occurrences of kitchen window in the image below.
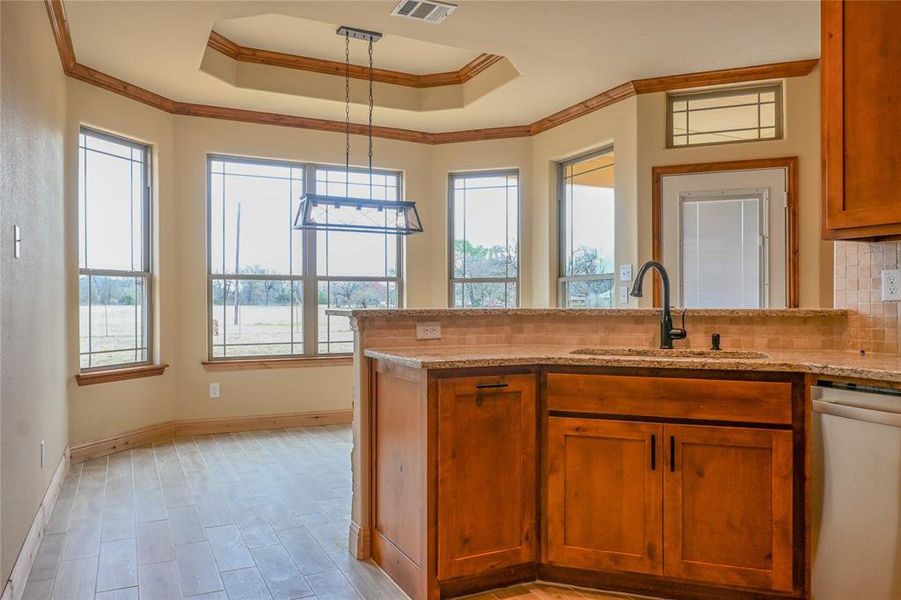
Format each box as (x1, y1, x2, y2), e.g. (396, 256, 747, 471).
(448, 170, 520, 308)
(558, 148, 616, 307)
(207, 155, 402, 359)
(667, 83, 783, 148)
(78, 128, 152, 370)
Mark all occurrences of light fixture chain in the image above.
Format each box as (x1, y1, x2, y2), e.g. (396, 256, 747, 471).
(368, 39, 374, 200)
(345, 32, 350, 197)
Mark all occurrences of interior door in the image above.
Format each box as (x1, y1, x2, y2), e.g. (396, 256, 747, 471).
(437, 374, 536, 580)
(663, 424, 793, 591)
(546, 417, 663, 574)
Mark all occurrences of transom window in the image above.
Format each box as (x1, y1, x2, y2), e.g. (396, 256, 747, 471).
(558, 148, 616, 308)
(448, 171, 519, 308)
(667, 83, 783, 148)
(207, 156, 402, 359)
(78, 128, 152, 370)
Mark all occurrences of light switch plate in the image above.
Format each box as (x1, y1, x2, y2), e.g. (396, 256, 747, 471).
(882, 270, 901, 301)
(209, 383, 221, 399)
(619, 286, 629, 304)
(416, 322, 441, 340)
(619, 264, 632, 282)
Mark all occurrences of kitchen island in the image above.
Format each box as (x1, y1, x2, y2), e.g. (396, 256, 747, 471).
(343, 308, 899, 600)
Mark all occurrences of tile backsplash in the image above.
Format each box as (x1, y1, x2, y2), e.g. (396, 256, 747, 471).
(834, 241, 901, 353)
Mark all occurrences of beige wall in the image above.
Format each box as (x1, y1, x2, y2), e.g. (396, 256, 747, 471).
(59, 62, 827, 446)
(636, 68, 831, 308)
(0, 1, 69, 583)
(531, 97, 639, 307)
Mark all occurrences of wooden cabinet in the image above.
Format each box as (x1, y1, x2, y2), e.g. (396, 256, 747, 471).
(546, 418, 662, 574)
(822, 0, 901, 239)
(437, 374, 537, 580)
(663, 424, 793, 592)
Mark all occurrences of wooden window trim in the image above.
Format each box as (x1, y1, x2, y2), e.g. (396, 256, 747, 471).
(76, 363, 169, 386)
(201, 356, 353, 371)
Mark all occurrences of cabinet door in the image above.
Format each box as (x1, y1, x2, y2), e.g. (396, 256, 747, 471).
(663, 424, 793, 591)
(547, 417, 663, 574)
(823, 0, 901, 238)
(437, 374, 536, 580)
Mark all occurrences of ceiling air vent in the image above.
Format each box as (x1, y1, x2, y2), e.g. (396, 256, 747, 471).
(390, 0, 457, 24)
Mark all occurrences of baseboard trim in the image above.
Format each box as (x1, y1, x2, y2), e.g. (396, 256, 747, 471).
(1, 450, 70, 600)
(349, 523, 372, 560)
(68, 409, 353, 463)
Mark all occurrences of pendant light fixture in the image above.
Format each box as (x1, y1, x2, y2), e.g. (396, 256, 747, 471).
(293, 26, 424, 235)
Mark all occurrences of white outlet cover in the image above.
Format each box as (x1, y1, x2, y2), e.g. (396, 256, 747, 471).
(416, 321, 441, 340)
(882, 269, 901, 302)
(619, 264, 633, 282)
(209, 383, 221, 398)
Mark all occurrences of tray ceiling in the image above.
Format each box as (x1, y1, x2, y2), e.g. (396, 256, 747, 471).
(61, 0, 819, 133)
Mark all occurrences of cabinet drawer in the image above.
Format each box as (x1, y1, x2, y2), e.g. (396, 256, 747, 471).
(547, 374, 792, 425)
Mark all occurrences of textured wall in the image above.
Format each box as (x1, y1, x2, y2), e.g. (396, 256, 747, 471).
(834, 241, 901, 353)
(0, 1, 69, 583)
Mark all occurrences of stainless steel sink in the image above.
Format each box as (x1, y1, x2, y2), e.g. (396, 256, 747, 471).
(570, 348, 769, 359)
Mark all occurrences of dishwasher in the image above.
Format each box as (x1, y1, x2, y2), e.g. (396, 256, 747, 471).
(811, 384, 901, 600)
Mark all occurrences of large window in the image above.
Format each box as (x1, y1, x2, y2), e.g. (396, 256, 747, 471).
(208, 156, 402, 359)
(448, 171, 519, 308)
(667, 83, 783, 148)
(558, 148, 615, 308)
(79, 128, 152, 370)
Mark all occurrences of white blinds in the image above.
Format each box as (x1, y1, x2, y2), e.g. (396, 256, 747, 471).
(681, 196, 762, 308)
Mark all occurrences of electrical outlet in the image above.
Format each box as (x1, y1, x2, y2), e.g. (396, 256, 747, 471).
(209, 383, 221, 399)
(40, 440, 45, 469)
(619, 286, 629, 304)
(416, 322, 441, 340)
(619, 263, 632, 282)
(882, 269, 901, 301)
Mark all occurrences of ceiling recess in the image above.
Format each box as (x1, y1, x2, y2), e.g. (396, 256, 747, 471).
(390, 0, 457, 24)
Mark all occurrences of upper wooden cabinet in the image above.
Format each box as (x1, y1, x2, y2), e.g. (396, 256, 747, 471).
(437, 374, 537, 580)
(822, 0, 901, 239)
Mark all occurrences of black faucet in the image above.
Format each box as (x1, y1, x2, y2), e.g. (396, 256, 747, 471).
(629, 261, 687, 349)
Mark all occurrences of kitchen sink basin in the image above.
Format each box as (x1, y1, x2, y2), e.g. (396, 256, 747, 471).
(570, 348, 769, 359)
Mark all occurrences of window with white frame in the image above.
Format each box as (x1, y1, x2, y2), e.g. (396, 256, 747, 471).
(78, 128, 152, 370)
(558, 148, 616, 307)
(667, 83, 783, 148)
(448, 171, 519, 308)
(207, 156, 402, 359)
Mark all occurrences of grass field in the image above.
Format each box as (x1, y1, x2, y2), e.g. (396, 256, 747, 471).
(80, 304, 353, 367)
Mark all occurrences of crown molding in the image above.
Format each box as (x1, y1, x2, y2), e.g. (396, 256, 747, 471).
(45, 0, 818, 145)
(207, 31, 503, 88)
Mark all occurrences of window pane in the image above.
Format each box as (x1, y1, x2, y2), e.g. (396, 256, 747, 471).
(80, 274, 148, 368)
(668, 84, 782, 148)
(211, 161, 297, 276)
(449, 171, 519, 308)
(211, 278, 298, 358)
(565, 278, 615, 308)
(681, 197, 761, 308)
(558, 150, 615, 307)
(79, 133, 146, 271)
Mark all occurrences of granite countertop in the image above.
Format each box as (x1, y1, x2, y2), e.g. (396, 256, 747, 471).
(363, 345, 901, 384)
(332, 308, 848, 319)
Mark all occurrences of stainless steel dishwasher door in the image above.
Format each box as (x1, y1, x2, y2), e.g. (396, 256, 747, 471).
(811, 385, 901, 600)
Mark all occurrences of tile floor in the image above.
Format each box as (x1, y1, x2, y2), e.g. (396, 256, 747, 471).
(23, 425, 656, 600)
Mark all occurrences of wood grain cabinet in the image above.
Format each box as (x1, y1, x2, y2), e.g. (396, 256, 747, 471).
(663, 424, 794, 592)
(546, 418, 663, 575)
(822, 0, 901, 239)
(437, 374, 537, 580)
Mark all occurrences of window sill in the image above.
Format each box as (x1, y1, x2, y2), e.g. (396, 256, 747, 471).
(75, 363, 169, 386)
(201, 356, 353, 371)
